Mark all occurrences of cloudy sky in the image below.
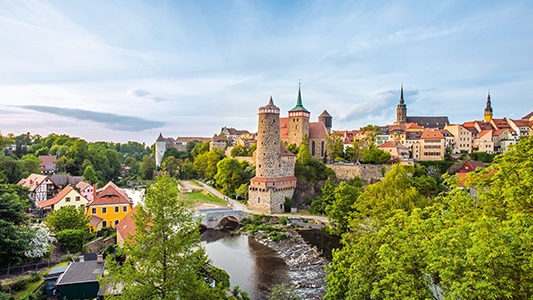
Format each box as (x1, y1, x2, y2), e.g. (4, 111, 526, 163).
(0, 0, 531, 144)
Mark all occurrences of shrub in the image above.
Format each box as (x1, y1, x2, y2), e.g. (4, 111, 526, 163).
(11, 279, 28, 292)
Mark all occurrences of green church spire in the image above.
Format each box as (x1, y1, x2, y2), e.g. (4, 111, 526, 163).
(290, 80, 310, 112)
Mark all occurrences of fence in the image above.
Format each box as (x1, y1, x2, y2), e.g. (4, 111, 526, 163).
(0, 260, 60, 278)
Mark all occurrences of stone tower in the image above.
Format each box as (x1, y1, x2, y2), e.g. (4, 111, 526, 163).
(248, 97, 296, 214)
(395, 84, 407, 125)
(288, 82, 310, 146)
(484, 90, 493, 122)
(318, 110, 333, 134)
(155, 133, 167, 168)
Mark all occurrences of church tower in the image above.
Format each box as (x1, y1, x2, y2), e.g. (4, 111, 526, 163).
(484, 90, 493, 122)
(395, 84, 407, 125)
(288, 82, 310, 146)
(248, 97, 296, 214)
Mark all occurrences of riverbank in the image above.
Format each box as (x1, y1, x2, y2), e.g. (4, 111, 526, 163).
(249, 228, 328, 299)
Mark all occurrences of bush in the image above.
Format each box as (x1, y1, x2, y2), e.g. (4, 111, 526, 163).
(28, 272, 41, 283)
(11, 278, 28, 292)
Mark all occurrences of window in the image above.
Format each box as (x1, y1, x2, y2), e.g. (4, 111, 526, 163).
(102, 207, 107, 214)
(123, 206, 127, 212)
(92, 207, 96, 214)
(102, 221, 107, 228)
(65, 197, 71, 202)
(258, 197, 260, 203)
(115, 206, 119, 213)
(114, 220, 119, 226)
(75, 196, 80, 201)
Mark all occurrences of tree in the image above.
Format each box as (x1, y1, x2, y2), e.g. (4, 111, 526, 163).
(56, 229, 89, 253)
(268, 284, 300, 300)
(0, 185, 32, 265)
(325, 133, 344, 163)
(19, 154, 41, 175)
(193, 149, 224, 180)
(104, 175, 228, 299)
(24, 226, 56, 259)
(361, 144, 391, 164)
(83, 165, 98, 185)
(230, 145, 248, 157)
(325, 182, 361, 235)
(296, 137, 311, 165)
(45, 206, 90, 233)
(161, 156, 180, 177)
(140, 154, 156, 180)
(214, 158, 242, 196)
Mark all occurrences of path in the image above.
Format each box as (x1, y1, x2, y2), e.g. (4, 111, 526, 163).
(189, 180, 329, 224)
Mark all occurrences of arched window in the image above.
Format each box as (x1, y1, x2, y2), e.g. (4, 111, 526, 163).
(321, 141, 325, 156)
(311, 141, 316, 156)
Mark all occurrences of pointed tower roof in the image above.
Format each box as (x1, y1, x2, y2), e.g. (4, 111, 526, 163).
(156, 133, 166, 142)
(400, 84, 404, 103)
(485, 89, 493, 113)
(319, 110, 331, 117)
(289, 81, 310, 112)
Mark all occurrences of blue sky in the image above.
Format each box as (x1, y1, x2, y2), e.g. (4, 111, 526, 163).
(0, 0, 531, 144)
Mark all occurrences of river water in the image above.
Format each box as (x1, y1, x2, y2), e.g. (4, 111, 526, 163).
(201, 230, 291, 300)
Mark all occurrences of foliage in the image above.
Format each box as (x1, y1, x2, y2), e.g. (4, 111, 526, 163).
(294, 157, 335, 183)
(45, 206, 90, 232)
(325, 182, 362, 235)
(56, 229, 90, 253)
(24, 226, 56, 259)
(310, 178, 336, 214)
(82, 165, 98, 184)
(417, 160, 456, 175)
(325, 133, 344, 163)
(161, 156, 180, 177)
(214, 158, 242, 196)
(326, 137, 533, 299)
(360, 144, 391, 164)
(268, 284, 301, 300)
(296, 139, 311, 165)
(0, 185, 33, 265)
(190, 141, 210, 158)
(230, 145, 248, 157)
(469, 151, 497, 163)
(193, 149, 225, 180)
(103, 176, 228, 299)
(140, 154, 156, 180)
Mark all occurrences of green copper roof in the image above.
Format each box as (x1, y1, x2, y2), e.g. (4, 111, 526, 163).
(289, 83, 309, 112)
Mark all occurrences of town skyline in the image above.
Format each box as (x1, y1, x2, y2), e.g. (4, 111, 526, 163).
(0, 1, 532, 144)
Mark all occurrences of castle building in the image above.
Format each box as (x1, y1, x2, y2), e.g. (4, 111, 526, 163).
(484, 90, 493, 122)
(394, 84, 449, 129)
(154, 134, 211, 167)
(248, 97, 297, 214)
(279, 83, 329, 159)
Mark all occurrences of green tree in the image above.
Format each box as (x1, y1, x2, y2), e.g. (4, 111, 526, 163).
(19, 154, 41, 176)
(140, 154, 156, 180)
(0, 186, 32, 265)
(325, 133, 344, 163)
(296, 137, 311, 165)
(361, 144, 391, 164)
(193, 149, 224, 180)
(268, 284, 300, 300)
(55, 229, 89, 253)
(45, 206, 90, 233)
(325, 182, 361, 235)
(104, 176, 228, 299)
(230, 145, 248, 157)
(123, 156, 140, 175)
(161, 156, 180, 177)
(190, 141, 210, 159)
(214, 158, 242, 196)
(82, 165, 98, 185)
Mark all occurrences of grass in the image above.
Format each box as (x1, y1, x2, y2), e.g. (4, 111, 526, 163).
(180, 191, 227, 208)
(9, 261, 70, 299)
(190, 180, 203, 187)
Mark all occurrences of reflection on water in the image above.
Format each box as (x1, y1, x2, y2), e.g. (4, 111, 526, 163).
(296, 229, 341, 261)
(201, 230, 289, 300)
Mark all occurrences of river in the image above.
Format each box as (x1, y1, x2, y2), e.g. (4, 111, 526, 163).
(201, 229, 291, 300)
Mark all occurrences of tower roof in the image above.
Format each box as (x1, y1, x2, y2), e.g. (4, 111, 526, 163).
(318, 110, 331, 117)
(398, 83, 406, 107)
(485, 90, 493, 113)
(289, 82, 309, 112)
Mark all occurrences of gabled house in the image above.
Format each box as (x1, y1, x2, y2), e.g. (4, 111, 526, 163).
(378, 141, 409, 160)
(457, 160, 485, 173)
(87, 182, 133, 231)
(473, 130, 494, 153)
(17, 173, 57, 203)
(76, 181, 96, 202)
(38, 155, 57, 174)
(50, 174, 83, 189)
(116, 207, 137, 247)
(36, 185, 89, 213)
(413, 130, 445, 161)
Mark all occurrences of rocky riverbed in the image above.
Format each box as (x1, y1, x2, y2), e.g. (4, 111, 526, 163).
(251, 229, 328, 299)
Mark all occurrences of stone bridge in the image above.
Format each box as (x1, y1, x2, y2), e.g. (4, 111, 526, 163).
(194, 208, 246, 228)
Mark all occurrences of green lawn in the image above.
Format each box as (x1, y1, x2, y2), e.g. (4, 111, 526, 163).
(180, 191, 226, 208)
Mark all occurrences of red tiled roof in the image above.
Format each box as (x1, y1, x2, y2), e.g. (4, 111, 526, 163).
(421, 130, 444, 139)
(279, 117, 289, 139)
(492, 129, 504, 136)
(116, 207, 137, 242)
(90, 184, 132, 206)
(175, 137, 211, 143)
(477, 130, 492, 138)
(309, 122, 327, 139)
(513, 119, 530, 126)
(89, 215, 103, 227)
(75, 181, 91, 192)
(18, 173, 50, 192)
(378, 141, 408, 150)
(37, 186, 74, 208)
(522, 111, 533, 120)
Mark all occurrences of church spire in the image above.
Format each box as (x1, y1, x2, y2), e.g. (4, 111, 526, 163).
(400, 83, 405, 105)
(290, 80, 309, 112)
(484, 89, 493, 122)
(395, 83, 407, 125)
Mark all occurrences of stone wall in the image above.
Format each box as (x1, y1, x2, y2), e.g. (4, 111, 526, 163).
(327, 163, 388, 182)
(84, 236, 116, 253)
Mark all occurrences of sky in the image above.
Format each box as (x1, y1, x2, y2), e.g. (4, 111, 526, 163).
(0, 0, 532, 145)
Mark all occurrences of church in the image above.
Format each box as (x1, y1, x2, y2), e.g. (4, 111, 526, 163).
(394, 84, 450, 129)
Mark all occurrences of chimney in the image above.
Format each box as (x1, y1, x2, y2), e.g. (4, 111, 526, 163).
(93, 184, 97, 200)
(97, 254, 104, 263)
(79, 255, 84, 262)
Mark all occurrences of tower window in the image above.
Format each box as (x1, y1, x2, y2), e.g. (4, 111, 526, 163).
(258, 197, 260, 203)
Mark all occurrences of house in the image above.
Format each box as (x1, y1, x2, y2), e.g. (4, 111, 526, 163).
(445, 124, 473, 153)
(413, 130, 445, 161)
(473, 130, 494, 153)
(38, 155, 57, 174)
(457, 160, 485, 173)
(50, 174, 83, 188)
(17, 173, 57, 203)
(44, 265, 68, 297)
(76, 181, 96, 201)
(87, 182, 133, 231)
(378, 141, 410, 160)
(55, 259, 105, 300)
(116, 207, 137, 247)
(36, 185, 89, 213)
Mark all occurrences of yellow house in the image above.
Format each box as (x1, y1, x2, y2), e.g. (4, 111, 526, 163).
(87, 182, 133, 231)
(37, 185, 89, 213)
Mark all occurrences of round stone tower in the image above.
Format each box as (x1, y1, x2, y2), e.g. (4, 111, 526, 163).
(155, 133, 167, 168)
(255, 97, 281, 178)
(249, 97, 296, 214)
